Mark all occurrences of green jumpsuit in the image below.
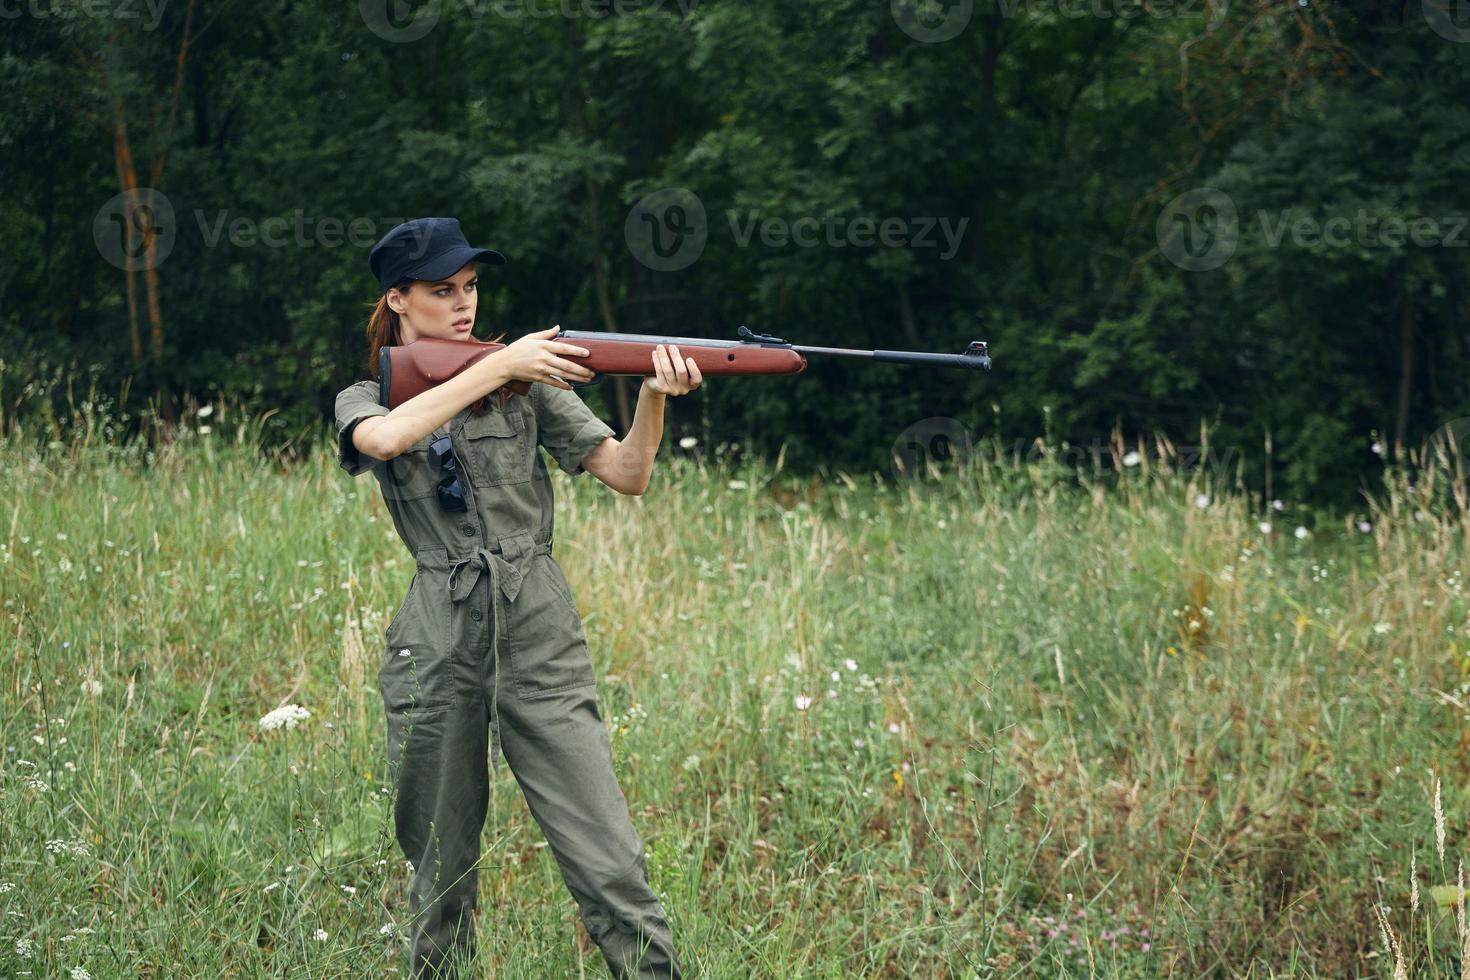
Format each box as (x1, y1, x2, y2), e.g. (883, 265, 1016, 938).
(334, 378, 682, 980)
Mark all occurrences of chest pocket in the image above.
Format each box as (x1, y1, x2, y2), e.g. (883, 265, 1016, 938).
(384, 435, 440, 502)
(463, 409, 531, 487)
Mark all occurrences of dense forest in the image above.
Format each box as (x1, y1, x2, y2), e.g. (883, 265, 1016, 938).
(3, 0, 1468, 507)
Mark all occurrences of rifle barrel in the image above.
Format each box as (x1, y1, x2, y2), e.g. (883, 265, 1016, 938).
(792, 344, 991, 370)
(558, 329, 992, 371)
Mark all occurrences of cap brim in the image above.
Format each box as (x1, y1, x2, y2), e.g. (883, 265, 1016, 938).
(405, 245, 507, 283)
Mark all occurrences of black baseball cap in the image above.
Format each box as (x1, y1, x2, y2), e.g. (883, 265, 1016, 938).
(369, 217, 506, 292)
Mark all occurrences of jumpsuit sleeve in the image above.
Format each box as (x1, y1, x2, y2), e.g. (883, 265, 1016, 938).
(334, 380, 392, 477)
(531, 381, 616, 476)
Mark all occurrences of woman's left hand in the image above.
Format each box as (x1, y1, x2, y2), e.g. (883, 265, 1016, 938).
(643, 344, 704, 396)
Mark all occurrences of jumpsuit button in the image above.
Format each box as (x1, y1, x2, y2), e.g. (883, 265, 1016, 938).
(471, 609, 483, 622)
(461, 523, 476, 536)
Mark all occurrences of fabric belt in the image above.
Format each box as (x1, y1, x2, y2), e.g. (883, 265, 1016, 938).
(443, 533, 552, 606)
(436, 529, 552, 777)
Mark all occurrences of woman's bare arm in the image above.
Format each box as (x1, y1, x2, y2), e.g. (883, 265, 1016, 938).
(352, 353, 511, 462)
(353, 328, 594, 462)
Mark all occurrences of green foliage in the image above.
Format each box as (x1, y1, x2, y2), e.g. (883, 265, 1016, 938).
(3, 0, 1468, 507)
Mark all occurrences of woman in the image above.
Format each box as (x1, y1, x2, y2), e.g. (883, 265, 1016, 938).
(334, 217, 699, 979)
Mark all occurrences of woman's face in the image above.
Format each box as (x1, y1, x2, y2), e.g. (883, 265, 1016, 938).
(387, 261, 478, 343)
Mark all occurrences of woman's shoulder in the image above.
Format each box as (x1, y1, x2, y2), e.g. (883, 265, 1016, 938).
(335, 379, 380, 402)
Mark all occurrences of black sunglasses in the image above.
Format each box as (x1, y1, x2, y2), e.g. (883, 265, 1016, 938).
(428, 435, 467, 512)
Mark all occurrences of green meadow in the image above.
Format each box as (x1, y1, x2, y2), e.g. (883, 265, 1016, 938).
(2, 401, 1468, 978)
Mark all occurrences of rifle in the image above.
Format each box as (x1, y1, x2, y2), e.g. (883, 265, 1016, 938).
(377, 325, 992, 409)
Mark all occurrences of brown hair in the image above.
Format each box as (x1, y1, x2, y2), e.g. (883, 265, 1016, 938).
(365, 283, 509, 416)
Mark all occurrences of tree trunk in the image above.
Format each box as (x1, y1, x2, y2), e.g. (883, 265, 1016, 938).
(1395, 269, 1414, 458)
(111, 105, 144, 370)
(897, 280, 919, 346)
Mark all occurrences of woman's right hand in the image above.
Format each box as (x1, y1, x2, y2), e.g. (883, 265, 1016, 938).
(495, 325, 595, 391)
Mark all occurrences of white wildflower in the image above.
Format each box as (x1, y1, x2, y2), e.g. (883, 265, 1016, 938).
(1294, 526, 1309, 539)
(1272, 499, 1284, 511)
(15, 937, 35, 958)
(830, 670, 840, 681)
(81, 679, 103, 696)
(793, 695, 812, 711)
(844, 658, 858, 671)
(1371, 441, 1383, 456)
(1194, 493, 1210, 509)
(678, 436, 697, 449)
(1411, 851, 1420, 913)
(259, 704, 311, 731)
(379, 923, 396, 936)
(728, 479, 748, 490)
(70, 968, 92, 979)
(1373, 622, 1391, 635)
(1359, 521, 1372, 533)
(1435, 776, 1446, 863)
(1259, 522, 1272, 535)
(341, 885, 356, 895)
(197, 404, 213, 418)
(681, 754, 700, 772)
(263, 882, 281, 893)
(313, 928, 328, 941)
(1122, 450, 1140, 467)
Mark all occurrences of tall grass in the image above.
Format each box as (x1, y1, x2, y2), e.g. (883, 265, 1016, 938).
(1, 392, 1467, 977)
